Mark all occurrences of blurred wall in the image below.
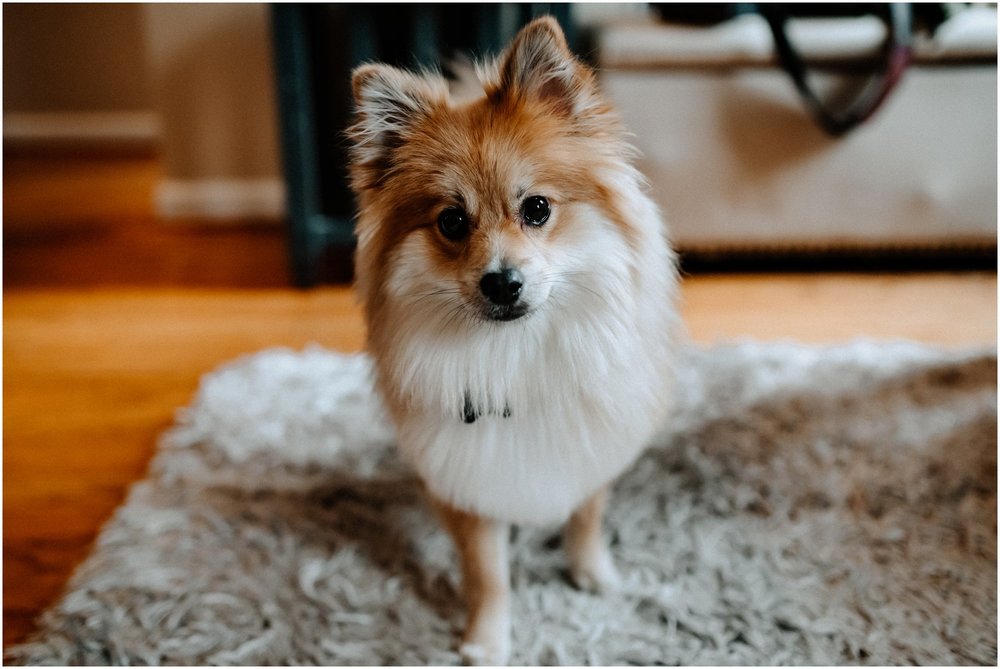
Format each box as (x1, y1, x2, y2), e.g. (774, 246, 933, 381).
(3, 3, 160, 150)
(3, 3, 151, 112)
(143, 4, 283, 218)
(3, 3, 283, 219)
(144, 4, 279, 181)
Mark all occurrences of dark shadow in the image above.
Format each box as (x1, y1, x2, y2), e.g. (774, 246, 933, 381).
(195, 468, 464, 633)
(638, 352, 997, 518)
(716, 78, 834, 184)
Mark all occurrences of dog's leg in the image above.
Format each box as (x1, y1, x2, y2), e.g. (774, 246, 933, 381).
(431, 496, 511, 666)
(565, 485, 621, 593)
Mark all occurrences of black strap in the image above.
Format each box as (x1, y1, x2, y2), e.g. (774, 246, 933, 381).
(759, 3, 914, 136)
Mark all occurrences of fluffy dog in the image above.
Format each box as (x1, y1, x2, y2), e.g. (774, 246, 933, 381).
(348, 16, 679, 664)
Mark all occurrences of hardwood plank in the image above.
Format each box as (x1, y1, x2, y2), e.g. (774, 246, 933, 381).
(2, 156, 293, 288)
(681, 273, 997, 346)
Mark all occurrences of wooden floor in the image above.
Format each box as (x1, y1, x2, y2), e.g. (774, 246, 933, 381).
(3, 155, 996, 649)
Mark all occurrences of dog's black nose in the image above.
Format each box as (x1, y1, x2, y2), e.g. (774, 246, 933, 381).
(480, 268, 523, 306)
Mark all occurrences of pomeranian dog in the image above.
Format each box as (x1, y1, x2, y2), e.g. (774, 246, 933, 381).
(348, 16, 678, 665)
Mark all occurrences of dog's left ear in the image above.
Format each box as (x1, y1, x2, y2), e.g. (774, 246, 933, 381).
(349, 64, 448, 187)
(497, 16, 598, 116)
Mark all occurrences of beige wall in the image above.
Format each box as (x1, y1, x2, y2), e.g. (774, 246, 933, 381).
(143, 3, 281, 182)
(3, 3, 152, 113)
(4, 3, 284, 217)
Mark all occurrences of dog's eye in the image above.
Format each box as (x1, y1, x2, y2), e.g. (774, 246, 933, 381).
(438, 207, 469, 241)
(520, 196, 550, 227)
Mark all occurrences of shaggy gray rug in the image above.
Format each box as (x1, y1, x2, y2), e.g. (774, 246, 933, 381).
(7, 341, 997, 666)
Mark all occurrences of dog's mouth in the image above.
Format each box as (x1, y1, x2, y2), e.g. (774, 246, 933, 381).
(484, 303, 532, 322)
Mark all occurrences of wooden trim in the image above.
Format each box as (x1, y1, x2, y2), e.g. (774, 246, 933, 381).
(154, 178, 286, 221)
(3, 111, 161, 149)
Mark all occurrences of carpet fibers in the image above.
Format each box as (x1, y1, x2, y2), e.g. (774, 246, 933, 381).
(8, 341, 997, 665)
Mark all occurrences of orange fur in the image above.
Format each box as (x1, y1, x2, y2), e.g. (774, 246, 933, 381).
(429, 495, 511, 663)
(565, 485, 621, 593)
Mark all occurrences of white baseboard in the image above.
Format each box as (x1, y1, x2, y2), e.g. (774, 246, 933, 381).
(155, 178, 286, 221)
(3, 111, 161, 148)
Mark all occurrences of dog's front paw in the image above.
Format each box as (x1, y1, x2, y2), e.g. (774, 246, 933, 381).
(459, 635, 509, 666)
(570, 548, 622, 595)
(459, 607, 510, 666)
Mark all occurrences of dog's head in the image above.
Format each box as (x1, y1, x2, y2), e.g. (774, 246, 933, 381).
(349, 17, 640, 329)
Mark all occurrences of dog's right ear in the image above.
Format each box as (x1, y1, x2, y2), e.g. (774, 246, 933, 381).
(496, 17, 598, 118)
(349, 64, 447, 185)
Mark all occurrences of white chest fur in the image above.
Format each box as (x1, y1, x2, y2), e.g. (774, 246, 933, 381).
(392, 319, 676, 525)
